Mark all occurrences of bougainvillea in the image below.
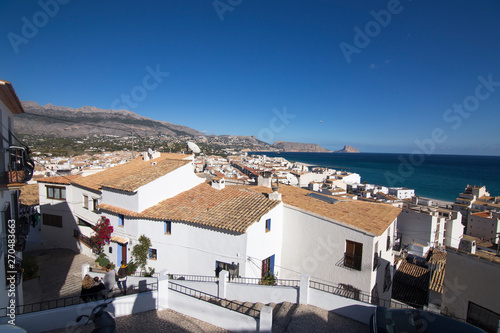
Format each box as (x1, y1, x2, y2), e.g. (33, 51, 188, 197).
(90, 216, 113, 254)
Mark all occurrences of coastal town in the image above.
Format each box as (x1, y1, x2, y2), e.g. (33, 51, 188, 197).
(2, 84, 499, 332)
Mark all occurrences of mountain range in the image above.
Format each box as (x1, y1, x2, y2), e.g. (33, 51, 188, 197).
(15, 102, 356, 153)
(16, 101, 204, 137)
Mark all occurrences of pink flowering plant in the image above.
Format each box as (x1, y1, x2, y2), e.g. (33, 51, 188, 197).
(90, 216, 113, 255)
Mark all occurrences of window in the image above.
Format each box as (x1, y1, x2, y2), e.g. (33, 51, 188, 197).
(92, 198, 99, 212)
(164, 221, 171, 235)
(43, 213, 62, 228)
(345, 240, 363, 271)
(118, 214, 124, 227)
(467, 302, 500, 333)
(386, 235, 392, 251)
(373, 242, 379, 271)
(149, 248, 157, 260)
(265, 218, 271, 233)
(261, 255, 275, 277)
(83, 195, 88, 209)
(47, 186, 66, 200)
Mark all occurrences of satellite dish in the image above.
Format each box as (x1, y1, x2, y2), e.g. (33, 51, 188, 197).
(148, 148, 154, 155)
(187, 142, 201, 154)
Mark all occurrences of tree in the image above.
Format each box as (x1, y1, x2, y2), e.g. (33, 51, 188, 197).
(90, 216, 113, 255)
(131, 235, 152, 274)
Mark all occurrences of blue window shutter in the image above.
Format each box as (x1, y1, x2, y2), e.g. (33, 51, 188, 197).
(164, 221, 167, 234)
(270, 255, 275, 275)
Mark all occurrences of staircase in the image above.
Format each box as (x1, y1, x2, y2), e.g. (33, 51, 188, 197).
(202, 298, 368, 332)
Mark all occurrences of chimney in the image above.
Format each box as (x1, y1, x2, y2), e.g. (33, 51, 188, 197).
(269, 189, 282, 201)
(258, 171, 273, 188)
(211, 178, 225, 190)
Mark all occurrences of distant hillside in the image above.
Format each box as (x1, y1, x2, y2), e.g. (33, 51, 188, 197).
(333, 145, 359, 153)
(272, 141, 330, 152)
(15, 101, 205, 138)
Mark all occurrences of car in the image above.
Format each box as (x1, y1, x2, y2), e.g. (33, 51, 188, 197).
(370, 306, 486, 333)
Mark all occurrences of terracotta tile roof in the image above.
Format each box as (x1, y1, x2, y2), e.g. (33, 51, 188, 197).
(471, 211, 495, 219)
(240, 185, 400, 236)
(392, 260, 430, 306)
(19, 183, 39, 206)
(426, 248, 447, 293)
(36, 175, 82, 185)
(100, 183, 279, 233)
(72, 154, 191, 192)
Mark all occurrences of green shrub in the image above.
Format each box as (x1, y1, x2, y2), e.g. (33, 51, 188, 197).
(259, 272, 277, 286)
(23, 254, 39, 280)
(95, 253, 110, 268)
(144, 267, 155, 277)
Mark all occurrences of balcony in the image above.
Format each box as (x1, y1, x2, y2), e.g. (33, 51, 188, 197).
(3, 146, 35, 187)
(336, 252, 362, 271)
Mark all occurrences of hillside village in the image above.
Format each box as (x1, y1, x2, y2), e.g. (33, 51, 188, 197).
(1, 81, 499, 332)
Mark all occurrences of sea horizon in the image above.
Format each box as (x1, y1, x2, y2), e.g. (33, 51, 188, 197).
(250, 151, 500, 202)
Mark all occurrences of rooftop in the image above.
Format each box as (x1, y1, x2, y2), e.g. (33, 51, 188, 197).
(36, 174, 82, 185)
(72, 154, 190, 192)
(19, 183, 39, 206)
(241, 185, 401, 236)
(426, 248, 447, 294)
(100, 183, 280, 233)
(392, 260, 430, 306)
(0, 79, 24, 114)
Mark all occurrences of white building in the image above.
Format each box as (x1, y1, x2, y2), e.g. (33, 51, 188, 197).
(247, 186, 401, 305)
(0, 80, 35, 310)
(38, 151, 402, 303)
(397, 203, 462, 249)
(388, 187, 415, 200)
(442, 247, 500, 332)
(466, 211, 500, 244)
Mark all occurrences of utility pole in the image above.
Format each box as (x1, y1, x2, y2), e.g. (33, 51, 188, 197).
(131, 132, 135, 159)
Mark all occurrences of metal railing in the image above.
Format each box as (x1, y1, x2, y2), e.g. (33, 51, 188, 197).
(230, 276, 300, 287)
(310, 280, 415, 309)
(4, 146, 35, 184)
(0, 282, 158, 317)
(336, 253, 362, 271)
(168, 281, 260, 318)
(73, 229, 93, 249)
(169, 274, 219, 282)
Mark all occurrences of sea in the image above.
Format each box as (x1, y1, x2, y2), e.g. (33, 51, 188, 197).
(250, 152, 500, 203)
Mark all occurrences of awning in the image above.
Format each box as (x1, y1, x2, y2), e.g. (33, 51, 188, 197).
(110, 236, 128, 244)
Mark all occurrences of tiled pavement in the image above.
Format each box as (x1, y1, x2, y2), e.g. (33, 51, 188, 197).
(44, 309, 231, 333)
(23, 248, 96, 304)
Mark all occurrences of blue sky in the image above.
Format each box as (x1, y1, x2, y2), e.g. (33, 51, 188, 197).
(1, 1, 500, 155)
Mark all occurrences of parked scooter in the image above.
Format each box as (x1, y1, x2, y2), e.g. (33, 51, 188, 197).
(76, 298, 116, 333)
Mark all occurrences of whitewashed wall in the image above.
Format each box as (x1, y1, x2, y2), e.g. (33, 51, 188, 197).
(398, 209, 435, 247)
(245, 204, 283, 278)
(0, 292, 158, 333)
(280, 206, 377, 295)
(39, 182, 81, 251)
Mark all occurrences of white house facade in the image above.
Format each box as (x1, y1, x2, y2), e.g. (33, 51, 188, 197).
(0, 80, 35, 310)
